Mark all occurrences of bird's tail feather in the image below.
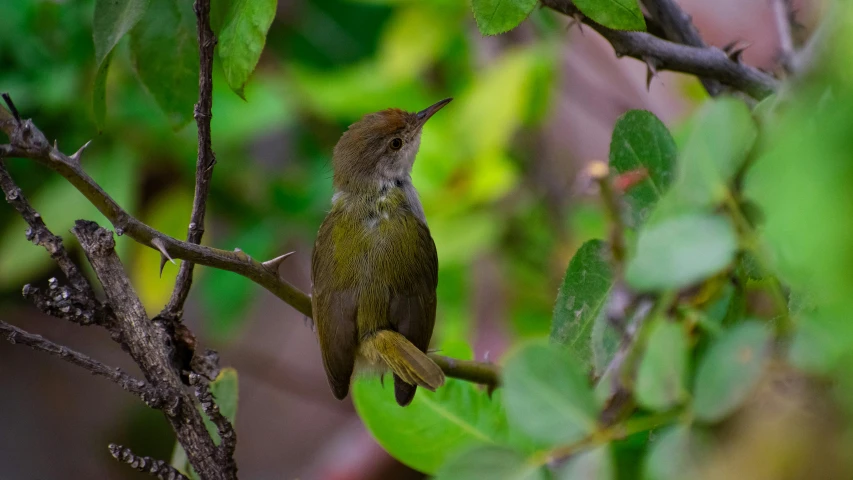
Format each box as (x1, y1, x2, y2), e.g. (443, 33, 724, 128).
(365, 330, 444, 391)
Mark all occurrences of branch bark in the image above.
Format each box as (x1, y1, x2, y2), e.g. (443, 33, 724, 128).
(72, 220, 233, 480)
(542, 0, 779, 99)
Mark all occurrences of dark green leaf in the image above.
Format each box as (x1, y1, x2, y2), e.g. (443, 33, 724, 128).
(92, 49, 114, 129)
(504, 343, 599, 446)
(636, 320, 688, 411)
(471, 0, 539, 36)
(435, 445, 546, 480)
(353, 377, 528, 475)
(550, 239, 614, 369)
(693, 321, 770, 422)
(555, 446, 615, 480)
(609, 110, 677, 227)
(626, 213, 737, 291)
(130, 0, 198, 129)
(643, 426, 711, 480)
(572, 0, 645, 31)
(218, 0, 277, 98)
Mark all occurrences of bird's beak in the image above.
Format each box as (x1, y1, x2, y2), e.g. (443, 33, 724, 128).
(416, 98, 452, 126)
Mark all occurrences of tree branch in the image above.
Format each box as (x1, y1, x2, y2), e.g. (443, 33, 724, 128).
(72, 220, 232, 480)
(109, 444, 189, 480)
(190, 373, 237, 476)
(0, 319, 169, 406)
(160, 0, 218, 322)
(542, 0, 778, 99)
(772, 0, 796, 72)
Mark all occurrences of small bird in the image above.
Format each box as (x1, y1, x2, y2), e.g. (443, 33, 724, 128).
(311, 99, 451, 406)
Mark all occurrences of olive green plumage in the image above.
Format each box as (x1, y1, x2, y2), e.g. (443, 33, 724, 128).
(311, 99, 451, 406)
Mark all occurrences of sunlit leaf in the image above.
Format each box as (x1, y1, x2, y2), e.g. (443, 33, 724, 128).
(693, 321, 771, 422)
(378, 5, 453, 81)
(503, 342, 599, 446)
(636, 319, 688, 411)
(130, 0, 199, 129)
(435, 445, 546, 480)
(550, 239, 614, 370)
(573, 0, 645, 31)
(609, 110, 677, 227)
(218, 0, 276, 99)
(555, 445, 615, 480)
(626, 213, 737, 291)
(353, 377, 528, 475)
(643, 425, 711, 480)
(471, 0, 538, 36)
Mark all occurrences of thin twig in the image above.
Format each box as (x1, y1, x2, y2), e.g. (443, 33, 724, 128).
(109, 444, 189, 480)
(772, 0, 796, 73)
(429, 354, 501, 389)
(160, 0, 218, 322)
(542, 0, 778, 99)
(189, 373, 237, 475)
(0, 320, 165, 405)
(640, 0, 724, 95)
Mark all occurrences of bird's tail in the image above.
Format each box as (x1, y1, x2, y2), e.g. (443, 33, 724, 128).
(363, 330, 445, 391)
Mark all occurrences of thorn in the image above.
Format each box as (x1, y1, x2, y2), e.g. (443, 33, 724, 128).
(565, 13, 585, 35)
(643, 56, 659, 91)
(70, 140, 92, 163)
(262, 251, 295, 274)
(1, 93, 21, 124)
(721, 39, 740, 54)
(728, 43, 751, 63)
(53, 139, 58, 149)
(151, 238, 175, 277)
(380, 373, 385, 387)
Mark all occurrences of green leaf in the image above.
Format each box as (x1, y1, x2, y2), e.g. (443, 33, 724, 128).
(693, 321, 770, 422)
(653, 98, 757, 220)
(92, 0, 150, 127)
(471, 0, 539, 35)
(643, 426, 711, 480)
(217, 0, 276, 98)
(555, 446, 615, 480)
(435, 445, 546, 480)
(626, 213, 737, 292)
(353, 377, 526, 475)
(635, 320, 688, 411)
(130, 0, 199, 129)
(609, 110, 677, 227)
(572, 0, 645, 31)
(550, 239, 614, 370)
(503, 342, 599, 446)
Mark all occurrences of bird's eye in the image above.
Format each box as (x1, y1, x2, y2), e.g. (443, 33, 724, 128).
(390, 138, 403, 150)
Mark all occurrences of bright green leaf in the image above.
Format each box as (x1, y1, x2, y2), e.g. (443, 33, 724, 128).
(92, 0, 150, 126)
(435, 445, 546, 480)
(636, 320, 688, 411)
(471, 0, 538, 36)
(555, 445, 615, 480)
(130, 0, 199, 129)
(504, 343, 599, 446)
(626, 213, 737, 291)
(693, 321, 770, 422)
(643, 426, 711, 480)
(609, 110, 677, 227)
(550, 239, 614, 370)
(353, 377, 526, 475)
(218, 0, 276, 98)
(572, 0, 645, 31)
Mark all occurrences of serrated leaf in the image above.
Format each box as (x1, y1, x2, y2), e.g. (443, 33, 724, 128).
(471, 0, 538, 35)
(353, 377, 528, 475)
(636, 320, 688, 411)
(218, 0, 276, 98)
(435, 445, 546, 480)
(626, 213, 737, 292)
(504, 343, 599, 446)
(130, 0, 198, 129)
(550, 239, 614, 370)
(573, 0, 645, 31)
(92, 0, 150, 126)
(609, 110, 677, 227)
(555, 445, 615, 480)
(643, 426, 711, 480)
(693, 321, 770, 422)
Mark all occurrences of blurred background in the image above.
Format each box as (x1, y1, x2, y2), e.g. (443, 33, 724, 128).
(0, 0, 812, 478)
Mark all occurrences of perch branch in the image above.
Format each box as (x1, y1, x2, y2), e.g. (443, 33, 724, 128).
(0, 101, 500, 389)
(160, 0, 218, 321)
(429, 354, 501, 388)
(109, 444, 189, 480)
(772, 0, 796, 72)
(541, 0, 779, 99)
(190, 373, 237, 474)
(0, 320, 167, 406)
(72, 220, 232, 480)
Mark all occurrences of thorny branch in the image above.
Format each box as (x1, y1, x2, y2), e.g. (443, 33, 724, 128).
(109, 444, 189, 480)
(541, 0, 779, 99)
